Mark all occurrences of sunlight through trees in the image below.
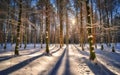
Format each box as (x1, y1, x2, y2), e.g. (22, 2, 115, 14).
(0, 0, 120, 63)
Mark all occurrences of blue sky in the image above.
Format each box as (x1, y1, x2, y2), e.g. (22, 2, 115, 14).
(31, 0, 55, 6)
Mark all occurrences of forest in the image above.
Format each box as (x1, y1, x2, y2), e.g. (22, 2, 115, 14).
(0, 0, 120, 75)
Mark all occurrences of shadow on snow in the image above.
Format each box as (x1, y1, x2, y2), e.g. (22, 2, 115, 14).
(63, 47, 71, 75)
(80, 57, 116, 75)
(48, 48, 66, 75)
(0, 56, 13, 62)
(0, 49, 42, 62)
(0, 53, 44, 74)
(74, 45, 89, 56)
(49, 47, 72, 75)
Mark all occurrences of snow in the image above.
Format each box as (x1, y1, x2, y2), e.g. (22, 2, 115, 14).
(0, 43, 120, 75)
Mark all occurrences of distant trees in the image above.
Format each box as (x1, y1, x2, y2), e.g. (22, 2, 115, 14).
(0, 0, 120, 56)
(95, 0, 120, 52)
(37, 0, 44, 48)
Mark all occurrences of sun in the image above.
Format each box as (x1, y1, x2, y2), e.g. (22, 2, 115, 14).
(71, 18, 76, 25)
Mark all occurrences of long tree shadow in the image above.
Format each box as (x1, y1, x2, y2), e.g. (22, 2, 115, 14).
(0, 50, 13, 54)
(97, 53, 120, 69)
(0, 56, 13, 62)
(27, 45, 56, 55)
(81, 57, 116, 75)
(96, 50, 120, 63)
(63, 47, 71, 75)
(49, 45, 56, 50)
(48, 48, 66, 75)
(0, 48, 35, 54)
(0, 53, 45, 74)
(0, 46, 55, 62)
(51, 48, 61, 54)
(0, 49, 42, 62)
(28, 49, 41, 55)
(74, 45, 89, 56)
(23, 48, 46, 56)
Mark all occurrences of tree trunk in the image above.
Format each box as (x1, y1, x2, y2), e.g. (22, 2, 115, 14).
(45, 0, 50, 54)
(66, 8, 69, 48)
(59, 0, 64, 48)
(110, 11, 115, 52)
(15, 0, 22, 55)
(91, 0, 97, 49)
(105, 0, 111, 47)
(24, 27, 27, 49)
(20, 28, 23, 48)
(4, 1, 10, 50)
(34, 30, 36, 48)
(80, 2, 84, 50)
(86, 0, 96, 61)
(40, 14, 43, 48)
(4, 31, 8, 50)
(98, 0, 104, 50)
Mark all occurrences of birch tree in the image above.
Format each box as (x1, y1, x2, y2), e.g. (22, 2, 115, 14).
(86, 0, 96, 61)
(80, 1, 84, 50)
(45, 0, 50, 54)
(15, 0, 22, 55)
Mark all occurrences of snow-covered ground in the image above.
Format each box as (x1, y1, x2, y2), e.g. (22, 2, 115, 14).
(0, 43, 120, 75)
